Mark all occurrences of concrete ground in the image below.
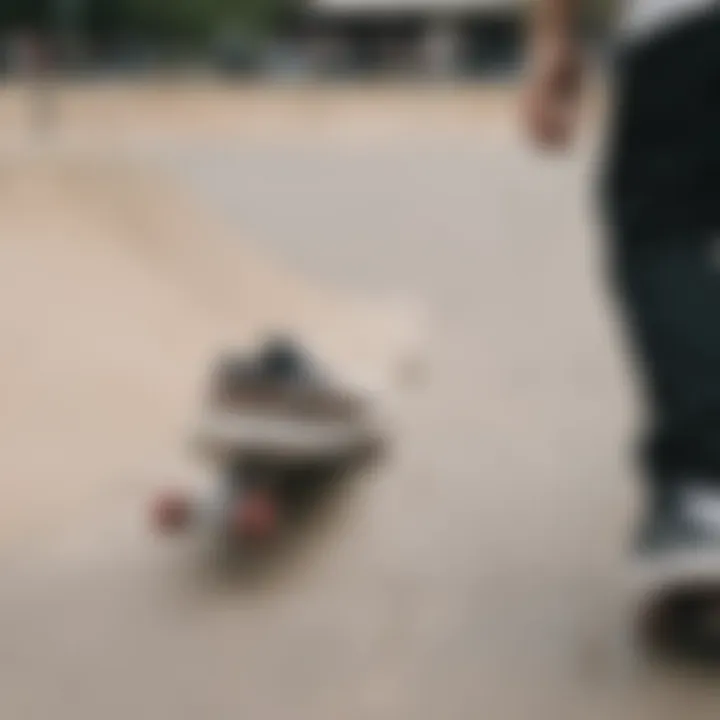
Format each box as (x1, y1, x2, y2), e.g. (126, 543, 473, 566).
(1, 82, 717, 719)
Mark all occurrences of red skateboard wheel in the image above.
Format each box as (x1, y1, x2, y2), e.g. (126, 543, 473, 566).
(230, 490, 279, 540)
(151, 490, 193, 534)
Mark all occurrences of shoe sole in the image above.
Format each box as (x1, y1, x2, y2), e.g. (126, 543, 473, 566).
(192, 409, 385, 461)
(630, 549, 720, 595)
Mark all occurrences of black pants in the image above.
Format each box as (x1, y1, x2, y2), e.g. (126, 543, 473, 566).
(604, 9, 720, 486)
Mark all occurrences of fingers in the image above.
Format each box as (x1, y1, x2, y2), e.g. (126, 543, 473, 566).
(523, 84, 578, 149)
(522, 42, 583, 150)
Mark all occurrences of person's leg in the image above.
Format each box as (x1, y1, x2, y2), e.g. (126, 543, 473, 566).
(603, 10, 720, 552)
(613, 233, 720, 487)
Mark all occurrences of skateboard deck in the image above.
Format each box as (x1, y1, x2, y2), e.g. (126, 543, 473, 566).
(631, 554, 720, 662)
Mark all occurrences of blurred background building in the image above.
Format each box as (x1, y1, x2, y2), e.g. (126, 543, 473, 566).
(302, 0, 524, 78)
(0, 0, 533, 79)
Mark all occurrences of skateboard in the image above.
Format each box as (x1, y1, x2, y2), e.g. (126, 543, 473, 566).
(631, 555, 720, 663)
(150, 337, 388, 543)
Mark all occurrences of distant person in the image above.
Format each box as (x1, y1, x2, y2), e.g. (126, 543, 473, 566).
(22, 31, 58, 134)
(524, 1, 720, 564)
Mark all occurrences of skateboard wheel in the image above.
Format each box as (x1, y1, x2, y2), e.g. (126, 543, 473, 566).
(151, 490, 193, 534)
(230, 491, 279, 540)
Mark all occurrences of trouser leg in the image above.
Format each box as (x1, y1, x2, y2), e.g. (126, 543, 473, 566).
(612, 232, 720, 486)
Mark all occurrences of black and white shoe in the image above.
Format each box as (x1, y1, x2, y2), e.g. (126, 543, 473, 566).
(632, 482, 720, 589)
(193, 336, 386, 460)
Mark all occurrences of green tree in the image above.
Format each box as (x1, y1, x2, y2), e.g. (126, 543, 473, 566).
(0, 0, 52, 30)
(1, 0, 300, 42)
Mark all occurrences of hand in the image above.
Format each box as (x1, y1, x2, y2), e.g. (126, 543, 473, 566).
(523, 36, 583, 150)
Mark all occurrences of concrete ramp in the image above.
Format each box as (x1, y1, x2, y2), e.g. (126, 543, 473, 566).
(0, 154, 436, 720)
(0, 156, 420, 556)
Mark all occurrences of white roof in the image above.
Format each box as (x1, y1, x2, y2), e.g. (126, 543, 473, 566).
(312, 0, 522, 12)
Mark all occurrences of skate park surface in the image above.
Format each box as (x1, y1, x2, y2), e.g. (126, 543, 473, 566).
(1, 82, 717, 718)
